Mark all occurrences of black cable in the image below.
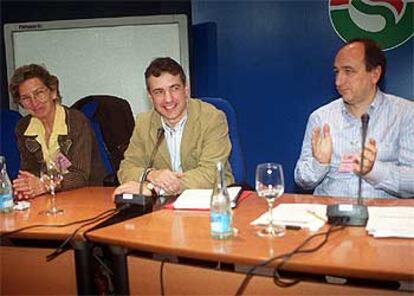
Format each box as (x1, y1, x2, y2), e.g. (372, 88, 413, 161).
(46, 209, 119, 261)
(160, 257, 169, 296)
(82, 203, 131, 240)
(235, 224, 345, 295)
(92, 250, 114, 276)
(0, 207, 117, 240)
(47, 203, 134, 261)
(272, 224, 345, 287)
(47, 204, 134, 261)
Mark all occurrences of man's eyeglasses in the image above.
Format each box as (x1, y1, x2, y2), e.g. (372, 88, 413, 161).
(20, 87, 50, 104)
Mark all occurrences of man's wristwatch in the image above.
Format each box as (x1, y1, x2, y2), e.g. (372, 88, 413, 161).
(146, 181, 157, 197)
(143, 168, 154, 181)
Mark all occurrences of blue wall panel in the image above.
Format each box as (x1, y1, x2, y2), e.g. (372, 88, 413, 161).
(192, 1, 413, 192)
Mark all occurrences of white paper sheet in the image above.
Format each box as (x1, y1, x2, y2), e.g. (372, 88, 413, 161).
(366, 206, 414, 238)
(250, 203, 327, 231)
(173, 187, 242, 210)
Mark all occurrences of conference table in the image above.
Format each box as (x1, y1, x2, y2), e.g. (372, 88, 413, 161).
(87, 190, 414, 295)
(0, 187, 116, 295)
(1, 187, 413, 295)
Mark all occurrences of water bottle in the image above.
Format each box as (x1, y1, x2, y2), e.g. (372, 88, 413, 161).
(0, 156, 14, 213)
(210, 161, 233, 239)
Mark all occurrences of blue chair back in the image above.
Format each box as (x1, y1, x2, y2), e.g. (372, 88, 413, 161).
(199, 97, 246, 184)
(0, 109, 22, 179)
(79, 101, 114, 175)
(72, 95, 134, 174)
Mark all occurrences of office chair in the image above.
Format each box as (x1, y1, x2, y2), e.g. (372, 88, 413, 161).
(0, 109, 22, 179)
(77, 101, 114, 176)
(199, 97, 246, 185)
(72, 95, 135, 186)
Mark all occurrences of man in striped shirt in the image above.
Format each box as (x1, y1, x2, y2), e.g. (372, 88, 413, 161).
(295, 38, 414, 198)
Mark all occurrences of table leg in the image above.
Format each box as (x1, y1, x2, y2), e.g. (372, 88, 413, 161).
(72, 241, 96, 295)
(110, 245, 130, 295)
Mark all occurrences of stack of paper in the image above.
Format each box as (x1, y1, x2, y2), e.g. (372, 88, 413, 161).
(250, 203, 327, 231)
(173, 187, 242, 210)
(366, 206, 414, 238)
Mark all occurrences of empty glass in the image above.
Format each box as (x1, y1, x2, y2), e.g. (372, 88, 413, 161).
(39, 160, 64, 215)
(255, 163, 285, 237)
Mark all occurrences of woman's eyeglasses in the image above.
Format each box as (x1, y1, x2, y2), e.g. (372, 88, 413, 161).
(20, 87, 50, 104)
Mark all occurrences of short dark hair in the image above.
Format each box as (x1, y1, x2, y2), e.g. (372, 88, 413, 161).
(345, 38, 386, 81)
(144, 57, 186, 89)
(9, 64, 61, 104)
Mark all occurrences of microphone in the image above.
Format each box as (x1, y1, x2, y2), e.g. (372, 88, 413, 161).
(326, 114, 369, 226)
(88, 127, 165, 232)
(115, 126, 164, 207)
(357, 113, 369, 203)
(137, 127, 165, 196)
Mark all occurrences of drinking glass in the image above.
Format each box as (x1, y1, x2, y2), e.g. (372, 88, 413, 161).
(255, 163, 285, 237)
(39, 161, 64, 215)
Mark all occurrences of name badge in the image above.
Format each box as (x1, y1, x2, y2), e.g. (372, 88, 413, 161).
(54, 152, 72, 173)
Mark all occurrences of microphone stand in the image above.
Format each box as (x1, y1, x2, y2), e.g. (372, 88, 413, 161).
(137, 127, 165, 196)
(90, 128, 165, 232)
(116, 127, 165, 206)
(357, 114, 369, 203)
(326, 114, 369, 226)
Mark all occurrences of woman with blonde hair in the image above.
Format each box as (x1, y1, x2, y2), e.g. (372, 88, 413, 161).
(10, 64, 105, 200)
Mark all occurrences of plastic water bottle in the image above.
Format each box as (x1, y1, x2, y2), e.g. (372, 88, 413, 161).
(210, 161, 233, 239)
(0, 156, 14, 213)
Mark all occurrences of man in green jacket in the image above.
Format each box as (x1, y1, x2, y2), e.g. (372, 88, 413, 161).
(115, 57, 234, 196)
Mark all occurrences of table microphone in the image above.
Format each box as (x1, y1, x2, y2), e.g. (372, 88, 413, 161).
(114, 127, 165, 209)
(327, 114, 369, 226)
(88, 128, 165, 232)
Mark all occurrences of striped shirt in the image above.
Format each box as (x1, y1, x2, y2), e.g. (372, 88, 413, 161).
(295, 90, 414, 198)
(161, 114, 188, 172)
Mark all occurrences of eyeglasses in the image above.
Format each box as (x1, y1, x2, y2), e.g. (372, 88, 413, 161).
(20, 87, 50, 104)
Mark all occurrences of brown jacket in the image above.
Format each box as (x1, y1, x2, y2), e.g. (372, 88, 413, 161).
(15, 106, 105, 190)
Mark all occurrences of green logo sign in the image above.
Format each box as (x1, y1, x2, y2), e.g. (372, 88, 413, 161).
(329, 0, 414, 50)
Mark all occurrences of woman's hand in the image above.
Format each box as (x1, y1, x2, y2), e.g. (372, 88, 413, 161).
(12, 170, 47, 200)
